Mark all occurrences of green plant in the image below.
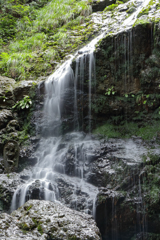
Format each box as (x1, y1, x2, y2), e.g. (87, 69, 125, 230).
(27, 205, 32, 211)
(37, 224, 43, 234)
(105, 86, 116, 96)
(12, 95, 32, 110)
(0, 96, 8, 102)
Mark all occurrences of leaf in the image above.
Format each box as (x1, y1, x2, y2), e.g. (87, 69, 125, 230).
(108, 91, 111, 95)
(131, 94, 134, 97)
(125, 94, 128, 98)
(143, 100, 147, 104)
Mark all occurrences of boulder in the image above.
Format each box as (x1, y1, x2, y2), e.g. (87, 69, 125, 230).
(0, 199, 101, 240)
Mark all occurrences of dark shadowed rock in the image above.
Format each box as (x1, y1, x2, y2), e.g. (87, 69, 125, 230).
(92, 0, 116, 12)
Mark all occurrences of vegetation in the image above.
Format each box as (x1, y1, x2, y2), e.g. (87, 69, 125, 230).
(12, 95, 32, 110)
(93, 120, 160, 140)
(104, 3, 118, 12)
(0, 0, 93, 80)
(137, 0, 156, 18)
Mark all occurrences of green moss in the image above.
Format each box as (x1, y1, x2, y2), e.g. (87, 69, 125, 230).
(19, 222, 30, 231)
(37, 224, 43, 235)
(93, 120, 160, 140)
(98, 195, 106, 203)
(93, 122, 122, 138)
(133, 18, 151, 27)
(143, 153, 160, 164)
(32, 218, 38, 225)
(68, 236, 78, 240)
(27, 205, 32, 211)
(137, 5, 151, 18)
(137, 0, 156, 18)
(104, 3, 118, 11)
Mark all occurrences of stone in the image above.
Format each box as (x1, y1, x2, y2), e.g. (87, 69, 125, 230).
(0, 76, 16, 109)
(3, 140, 19, 173)
(0, 199, 101, 240)
(13, 80, 38, 101)
(92, 0, 116, 12)
(0, 109, 13, 129)
(6, 120, 20, 132)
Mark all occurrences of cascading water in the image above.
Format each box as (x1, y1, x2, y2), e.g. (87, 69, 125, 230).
(10, 1, 154, 237)
(10, 34, 102, 215)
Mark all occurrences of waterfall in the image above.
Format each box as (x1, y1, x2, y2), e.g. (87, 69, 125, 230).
(10, 0, 153, 229)
(10, 34, 102, 216)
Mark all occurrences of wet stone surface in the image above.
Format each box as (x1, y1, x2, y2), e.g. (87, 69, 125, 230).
(0, 199, 101, 240)
(3, 140, 19, 173)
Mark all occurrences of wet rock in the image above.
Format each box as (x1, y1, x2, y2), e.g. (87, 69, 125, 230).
(3, 140, 19, 173)
(64, 154, 76, 176)
(0, 109, 13, 129)
(0, 199, 101, 240)
(134, 232, 160, 240)
(13, 80, 38, 101)
(0, 173, 23, 212)
(6, 120, 19, 132)
(92, 0, 116, 12)
(0, 76, 15, 109)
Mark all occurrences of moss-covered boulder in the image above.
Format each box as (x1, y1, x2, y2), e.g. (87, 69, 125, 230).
(0, 199, 101, 240)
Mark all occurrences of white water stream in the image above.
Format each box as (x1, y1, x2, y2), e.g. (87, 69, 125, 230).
(11, 0, 152, 218)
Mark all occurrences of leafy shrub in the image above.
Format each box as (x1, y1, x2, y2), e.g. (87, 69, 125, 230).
(12, 95, 32, 110)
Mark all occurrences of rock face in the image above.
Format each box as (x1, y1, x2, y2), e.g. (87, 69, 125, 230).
(0, 172, 23, 212)
(92, 21, 160, 124)
(0, 77, 42, 163)
(0, 199, 101, 240)
(0, 109, 13, 129)
(0, 76, 16, 109)
(3, 140, 19, 173)
(92, 0, 115, 12)
(95, 147, 160, 240)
